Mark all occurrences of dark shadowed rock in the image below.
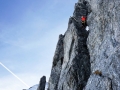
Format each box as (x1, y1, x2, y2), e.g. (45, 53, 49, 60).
(37, 76, 46, 90)
(47, 0, 120, 90)
(47, 0, 91, 90)
(48, 34, 64, 90)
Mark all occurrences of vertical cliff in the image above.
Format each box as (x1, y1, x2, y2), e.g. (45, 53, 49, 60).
(47, 0, 120, 90)
(84, 0, 120, 90)
(48, 0, 91, 90)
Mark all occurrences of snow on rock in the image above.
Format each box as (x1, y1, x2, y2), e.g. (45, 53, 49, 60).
(23, 82, 48, 90)
(26, 84, 38, 90)
(86, 26, 89, 31)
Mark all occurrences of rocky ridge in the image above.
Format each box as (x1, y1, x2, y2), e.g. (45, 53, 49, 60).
(48, 0, 91, 90)
(38, 0, 120, 90)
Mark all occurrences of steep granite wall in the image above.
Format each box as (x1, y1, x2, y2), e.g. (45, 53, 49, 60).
(84, 0, 120, 90)
(47, 0, 120, 90)
(48, 0, 91, 90)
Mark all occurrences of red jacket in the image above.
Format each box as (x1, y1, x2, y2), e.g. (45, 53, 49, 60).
(81, 16, 86, 21)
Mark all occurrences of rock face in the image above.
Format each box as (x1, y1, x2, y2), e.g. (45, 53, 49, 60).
(48, 0, 91, 90)
(48, 34, 64, 90)
(37, 76, 46, 90)
(84, 0, 120, 90)
(47, 0, 120, 90)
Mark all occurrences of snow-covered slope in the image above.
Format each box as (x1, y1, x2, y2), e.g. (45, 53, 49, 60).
(25, 82, 48, 90)
(27, 84, 38, 90)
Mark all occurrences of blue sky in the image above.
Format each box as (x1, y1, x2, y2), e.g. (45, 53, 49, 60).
(0, 0, 78, 90)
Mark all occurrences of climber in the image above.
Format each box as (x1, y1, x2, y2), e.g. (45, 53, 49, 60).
(81, 16, 87, 27)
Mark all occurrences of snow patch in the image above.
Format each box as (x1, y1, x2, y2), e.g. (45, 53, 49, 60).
(25, 82, 48, 90)
(86, 26, 89, 31)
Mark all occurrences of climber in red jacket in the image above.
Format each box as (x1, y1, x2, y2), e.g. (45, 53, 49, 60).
(81, 16, 87, 27)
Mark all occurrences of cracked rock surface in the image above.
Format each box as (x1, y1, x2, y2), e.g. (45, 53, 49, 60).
(85, 0, 120, 90)
(47, 0, 91, 90)
(47, 0, 120, 90)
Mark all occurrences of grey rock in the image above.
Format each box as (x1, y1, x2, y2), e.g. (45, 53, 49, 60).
(48, 1, 91, 90)
(47, 0, 120, 90)
(57, 22, 90, 90)
(85, 0, 120, 90)
(48, 35, 64, 90)
(37, 76, 46, 90)
(85, 75, 112, 90)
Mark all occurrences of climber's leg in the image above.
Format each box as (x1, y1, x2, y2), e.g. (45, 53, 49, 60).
(82, 21, 85, 27)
